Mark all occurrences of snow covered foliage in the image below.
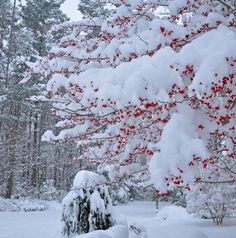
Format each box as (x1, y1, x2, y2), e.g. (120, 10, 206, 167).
(186, 183, 236, 224)
(110, 183, 129, 205)
(97, 164, 129, 204)
(39, 180, 59, 201)
(21, 0, 68, 56)
(78, 0, 112, 20)
(29, 0, 236, 210)
(166, 185, 186, 207)
(97, 163, 152, 205)
(62, 170, 113, 237)
(0, 197, 60, 212)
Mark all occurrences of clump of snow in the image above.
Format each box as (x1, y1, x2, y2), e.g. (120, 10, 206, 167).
(150, 226, 208, 238)
(41, 130, 55, 142)
(142, 205, 208, 238)
(176, 26, 236, 96)
(72, 170, 106, 189)
(150, 107, 207, 191)
(156, 205, 193, 222)
(76, 224, 129, 238)
(76, 214, 129, 238)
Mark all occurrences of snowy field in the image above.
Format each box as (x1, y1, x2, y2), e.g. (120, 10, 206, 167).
(0, 201, 236, 238)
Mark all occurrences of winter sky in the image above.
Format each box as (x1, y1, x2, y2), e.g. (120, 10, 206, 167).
(61, 0, 82, 21)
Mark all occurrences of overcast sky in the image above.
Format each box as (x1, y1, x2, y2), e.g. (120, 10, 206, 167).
(20, 0, 82, 21)
(61, 0, 82, 21)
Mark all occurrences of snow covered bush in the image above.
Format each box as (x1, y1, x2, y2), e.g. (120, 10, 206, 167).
(40, 180, 59, 201)
(97, 164, 129, 205)
(167, 186, 186, 207)
(0, 197, 49, 212)
(62, 170, 113, 237)
(186, 183, 236, 225)
(97, 162, 152, 205)
(0, 197, 19, 212)
(110, 182, 129, 205)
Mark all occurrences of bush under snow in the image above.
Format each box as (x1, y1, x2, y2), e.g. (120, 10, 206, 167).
(62, 170, 113, 237)
(0, 197, 60, 212)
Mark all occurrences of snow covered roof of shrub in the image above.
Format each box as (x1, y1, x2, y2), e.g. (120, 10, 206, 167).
(73, 170, 106, 188)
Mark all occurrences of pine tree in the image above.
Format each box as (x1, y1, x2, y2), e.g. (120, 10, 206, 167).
(78, 0, 111, 19)
(21, 0, 68, 56)
(62, 170, 113, 237)
(17, 0, 69, 198)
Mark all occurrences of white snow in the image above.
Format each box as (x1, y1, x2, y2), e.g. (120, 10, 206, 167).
(1, 201, 236, 238)
(150, 108, 207, 191)
(72, 170, 106, 188)
(90, 190, 106, 214)
(0, 210, 61, 238)
(77, 224, 129, 238)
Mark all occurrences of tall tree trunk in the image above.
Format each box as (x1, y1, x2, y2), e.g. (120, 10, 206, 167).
(5, 0, 17, 87)
(5, 103, 20, 198)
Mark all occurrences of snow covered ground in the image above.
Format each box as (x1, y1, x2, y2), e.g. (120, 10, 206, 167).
(0, 201, 235, 238)
(0, 210, 61, 238)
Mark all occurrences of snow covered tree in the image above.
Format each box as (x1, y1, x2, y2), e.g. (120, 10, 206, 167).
(29, 0, 236, 216)
(78, 0, 114, 37)
(78, 0, 112, 20)
(39, 179, 59, 200)
(0, 0, 12, 52)
(21, 0, 68, 56)
(62, 170, 113, 237)
(148, 0, 236, 194)
(0, 0, 75, 199)
(16, 0, 72, 198)
(33, 0, 164, 198)
(0, 0, 38, 198)
(186, 183, 236, 224)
